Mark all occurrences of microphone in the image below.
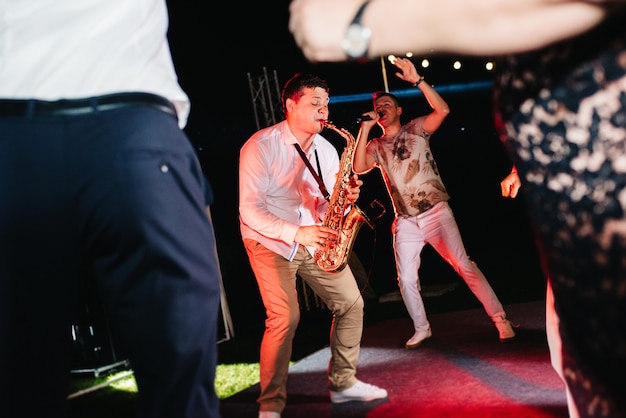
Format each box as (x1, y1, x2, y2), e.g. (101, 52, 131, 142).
(356, 111, 383, 124)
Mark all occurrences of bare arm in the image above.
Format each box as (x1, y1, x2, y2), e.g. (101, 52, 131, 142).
(392, 57, 450, 133)
(352, 113, 378, 174)
(289, 0, 610, 62)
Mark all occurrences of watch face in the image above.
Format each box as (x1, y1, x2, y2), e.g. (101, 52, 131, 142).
(342, 23, 372, 58)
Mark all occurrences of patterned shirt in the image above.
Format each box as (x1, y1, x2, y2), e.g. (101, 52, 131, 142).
(367, 116, 450, 218)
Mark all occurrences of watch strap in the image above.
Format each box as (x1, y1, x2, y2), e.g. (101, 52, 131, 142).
(342, 1, 372, 59)
(350, 1, 370, 27)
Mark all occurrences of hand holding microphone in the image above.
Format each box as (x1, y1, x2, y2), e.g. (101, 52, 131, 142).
(356, 111, 383, 124)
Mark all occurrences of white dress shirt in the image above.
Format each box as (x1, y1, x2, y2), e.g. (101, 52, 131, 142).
(0, 0, 190, 127)
(239, 120, 340, 261)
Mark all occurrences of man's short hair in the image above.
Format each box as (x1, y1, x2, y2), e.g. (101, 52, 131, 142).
(372, 91, 400, 106)
(281, 73, 330, 113)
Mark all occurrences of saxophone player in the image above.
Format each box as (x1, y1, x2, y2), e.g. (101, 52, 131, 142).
(239, 73, 388, 418)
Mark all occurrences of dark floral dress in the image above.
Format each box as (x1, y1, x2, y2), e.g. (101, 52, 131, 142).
(494, 9, 626, 417)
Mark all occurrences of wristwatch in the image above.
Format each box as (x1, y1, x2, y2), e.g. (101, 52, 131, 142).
(341, 1, 372, 60)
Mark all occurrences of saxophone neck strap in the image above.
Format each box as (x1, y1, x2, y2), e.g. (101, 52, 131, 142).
(294, 143, 330, 201)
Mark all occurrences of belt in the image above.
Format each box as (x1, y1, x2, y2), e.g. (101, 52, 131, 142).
(0, 92, 177, 118)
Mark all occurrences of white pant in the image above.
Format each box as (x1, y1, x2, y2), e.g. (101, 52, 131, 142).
(393, 201, 505, 332)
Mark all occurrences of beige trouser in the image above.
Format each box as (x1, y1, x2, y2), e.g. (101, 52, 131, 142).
(244, 240, 364, 413)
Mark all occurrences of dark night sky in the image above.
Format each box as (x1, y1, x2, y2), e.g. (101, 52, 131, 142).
(165, 1, 497, 138)
(166, 1, 312, 131)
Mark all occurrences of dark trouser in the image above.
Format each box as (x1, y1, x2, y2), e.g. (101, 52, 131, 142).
(0, 97, 221, 418)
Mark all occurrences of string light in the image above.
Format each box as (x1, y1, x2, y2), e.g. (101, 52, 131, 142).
(387, 54, 495, 77)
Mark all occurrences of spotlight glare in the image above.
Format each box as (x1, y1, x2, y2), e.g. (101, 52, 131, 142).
(421, 58, 430, 68)
(453, 60, 462, 70)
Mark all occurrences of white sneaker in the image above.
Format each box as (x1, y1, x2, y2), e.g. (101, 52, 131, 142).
(405, 328, 432, 349)
(259, 411, 280, 418)
(494, 318, 516, 342)
(329, 379, 388, 403)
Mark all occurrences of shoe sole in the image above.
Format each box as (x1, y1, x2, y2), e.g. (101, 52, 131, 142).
(405, 336, 431, 349)
(330, 394, 387, 403)
(499, 335, 516, 343)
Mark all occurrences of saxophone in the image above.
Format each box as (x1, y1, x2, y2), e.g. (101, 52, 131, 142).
(314, 120, 373, 272)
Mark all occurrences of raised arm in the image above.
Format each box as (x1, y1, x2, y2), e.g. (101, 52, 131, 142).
(392, 57, 450, 133)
